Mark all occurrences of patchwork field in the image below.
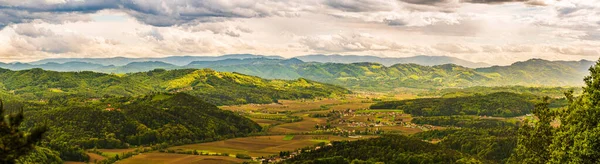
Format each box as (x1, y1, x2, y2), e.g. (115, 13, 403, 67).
(168, 135, 360, 157)
(268, 115, 328, 134)
(116, 153, 246, 164)
(221, 98, 342, 112)
(250, 118, 283, 127)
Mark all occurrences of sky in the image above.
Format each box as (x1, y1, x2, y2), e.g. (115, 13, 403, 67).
(0, 0, 599, 65)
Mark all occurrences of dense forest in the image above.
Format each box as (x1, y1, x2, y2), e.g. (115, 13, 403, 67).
(18, 93, 261, 162)
(370, 92, 537, 117)
(0, 68, 350, 105)
(284, 135, 478, 164)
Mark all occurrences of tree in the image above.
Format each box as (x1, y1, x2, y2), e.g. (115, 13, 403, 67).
(508, 97, 553, 163)
(548, 60, 600, 163)
(511, 59, 600, 163)
(0, 100, 47, 163)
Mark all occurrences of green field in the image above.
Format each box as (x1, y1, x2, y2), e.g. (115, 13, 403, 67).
(283, 135, 295, 141)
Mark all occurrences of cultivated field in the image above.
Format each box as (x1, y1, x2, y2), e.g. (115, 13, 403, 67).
(168, 135, 360, 157)
(220, 98, 341, 113)
(268, 115, 328, 134)
(116, 153, 246, 164)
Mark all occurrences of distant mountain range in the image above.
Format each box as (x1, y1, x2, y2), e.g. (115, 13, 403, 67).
(28, 54, 284, 66)
(296, 54, 491, 68)
(25, 54, 489, 67)
(0, 54, 595, 90)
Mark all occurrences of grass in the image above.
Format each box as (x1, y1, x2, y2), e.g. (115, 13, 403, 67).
(49, 88, 64, 93)
(117, 153, 246, 164)
(152, 94, 172, 101)
(283, 135, 294, 141)
(95, 148, 138, 158)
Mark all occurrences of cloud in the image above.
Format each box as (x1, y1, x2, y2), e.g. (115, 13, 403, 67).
(137, 27, 164, 41)
(7, 25, 106, 54)
(13, 23, 55, 37)
(183, 22, 252, 37)
(432, 43, 479, 53)
(462, 0, 529, 4)
(0, 0, 301, 29)
(0, 9, 92, 29)
(298, 32, 406, 52)
(324, 0, 396, 12)
(546, 45, 600, 56)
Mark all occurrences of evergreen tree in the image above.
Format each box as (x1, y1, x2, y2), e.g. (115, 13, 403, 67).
(0, 100, 47, 163)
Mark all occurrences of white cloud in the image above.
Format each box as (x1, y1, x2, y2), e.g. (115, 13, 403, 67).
(0, 0, 598, 65)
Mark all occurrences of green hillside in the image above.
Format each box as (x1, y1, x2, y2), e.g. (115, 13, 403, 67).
(193, 58, 593, 91)
(2, 58, 593, 91)
(21, 93, 262, 161)
(284, 135, 478, 163)
(370, 92, 538, 117)
(0, 68, 350, 105)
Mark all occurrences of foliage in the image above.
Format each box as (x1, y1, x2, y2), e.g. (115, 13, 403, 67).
(236, 153, 252, 159)
(0, 100, 47, 163)
(508, 98, 553, 163)
(411, 116, 517, 128)
(0, 68, 350, 106)
(514, 59, 600, 163)
(413, 127, 518, 163)
(285, 135, 479, 164)
(371, 92, 536, 117)
(20, 93, 261, 161)
(15, 146, 62, 164)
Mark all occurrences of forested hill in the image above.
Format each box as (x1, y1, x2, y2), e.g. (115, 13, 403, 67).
(21, 93, 262, 160)
(0, 68, 350, 105)
(284, 135, 481, 163)
(0, 58, 594, 91)
(196, 58, 593, 90)
(370, 92, 539, 117)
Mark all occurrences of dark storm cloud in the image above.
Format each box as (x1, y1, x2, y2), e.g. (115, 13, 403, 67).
(0, 0, 297, 29)
(325, 0, 394, 12)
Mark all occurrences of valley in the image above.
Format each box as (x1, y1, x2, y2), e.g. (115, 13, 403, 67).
(0, 58, 594, 164)
(52, 89, 558, 163)
(2, 1, 599, 163)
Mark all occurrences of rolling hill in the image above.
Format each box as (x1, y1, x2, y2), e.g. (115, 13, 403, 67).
(21, 93, 263, 161)
(0, 57, 595, 91)
(0, 68, 350, 105)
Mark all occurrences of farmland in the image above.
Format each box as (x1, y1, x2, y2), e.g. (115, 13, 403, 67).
(116, 153, 246, 164)
(77, 93, 434, 163)
(168, 135, 361, 157)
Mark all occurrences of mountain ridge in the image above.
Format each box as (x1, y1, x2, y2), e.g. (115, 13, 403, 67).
(0, 57, 595, 91)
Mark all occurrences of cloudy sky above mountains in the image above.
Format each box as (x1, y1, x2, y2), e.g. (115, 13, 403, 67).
(0, 0, 598, 65)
